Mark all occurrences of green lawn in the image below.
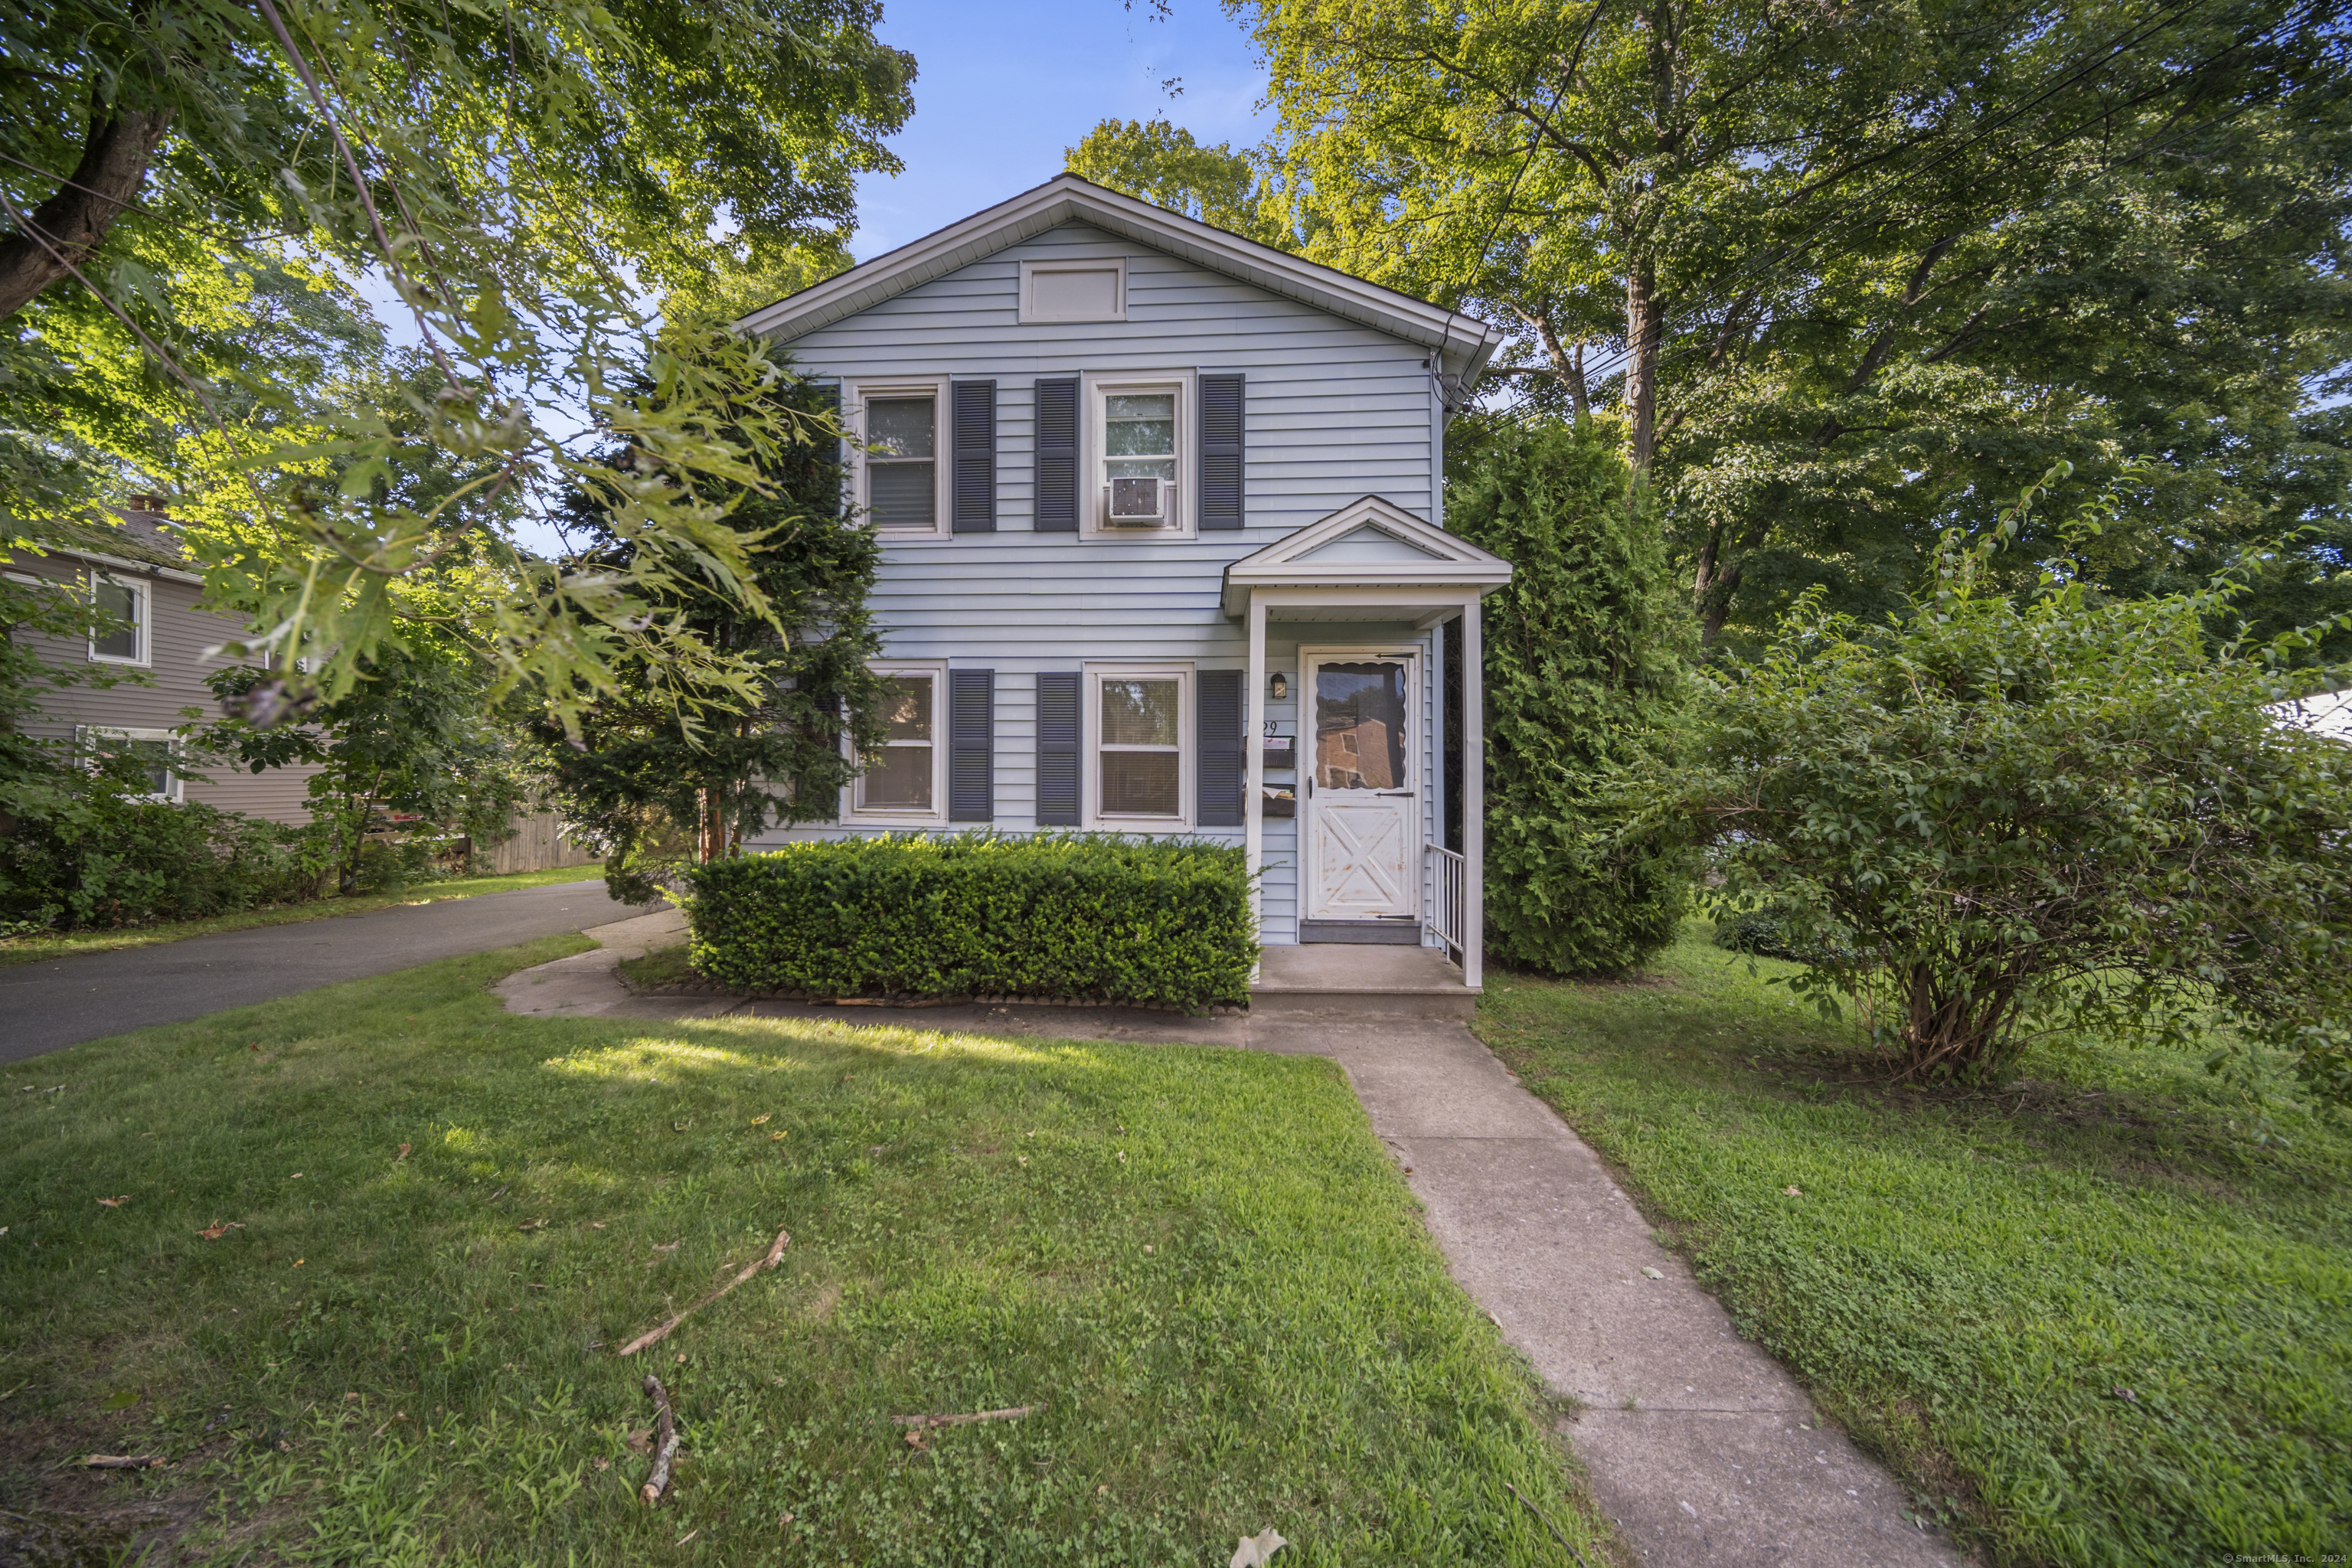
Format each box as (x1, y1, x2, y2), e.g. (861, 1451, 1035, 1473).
(1478, 923, 2352, 1567)
(0, 864, 603, 967)
(0, 940, 1609, 1566)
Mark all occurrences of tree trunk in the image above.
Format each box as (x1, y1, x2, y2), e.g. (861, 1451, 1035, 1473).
(1624, 263, 1661, 474)
(0, 103, 175, 321)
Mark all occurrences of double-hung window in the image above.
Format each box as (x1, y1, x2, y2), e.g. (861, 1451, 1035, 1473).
(847, 377, 951, 537)
(87, 574, 148, 665)
(1082, 371, 1194, 537)
(1086, 665, 1191, 829)
(80, 726, 181, 802)
(848, 664, 948, 825)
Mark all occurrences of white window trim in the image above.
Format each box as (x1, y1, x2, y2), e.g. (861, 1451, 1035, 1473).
(841, 376, 953, 540)
(86, 572, 150, 666)
(1080, 368, 1197, 541)
(1019, 256, 1128, 324)
(841, 661, 950, 828)
(1083, 662, 1194, 832)
(78, 725, 183, 803)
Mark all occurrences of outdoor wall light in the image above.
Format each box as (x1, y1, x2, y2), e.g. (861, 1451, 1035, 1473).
(1269, 671, 1289, 701)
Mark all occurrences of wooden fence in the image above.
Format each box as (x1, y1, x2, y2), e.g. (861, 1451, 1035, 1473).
(479, 810, 598, 875)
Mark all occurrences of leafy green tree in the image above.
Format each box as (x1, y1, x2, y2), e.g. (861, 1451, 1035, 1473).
(4, 0, 913, 721)
(205, 637, 534, 893)
(536, 370, 887, 902)
(1446, 420, 1690, 975)
(1234, 0, 2352, 647)
(1065, 119, 1293, 247)
(1633, 476, 2352, 1099)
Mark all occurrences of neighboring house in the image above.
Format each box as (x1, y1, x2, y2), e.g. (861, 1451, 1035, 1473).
(3, 502, 321, 823)
(737, 174, 1513, 987)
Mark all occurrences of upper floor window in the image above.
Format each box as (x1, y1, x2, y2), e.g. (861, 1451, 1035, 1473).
(88, 574, 148, 665)
(1083, 371, 1194, 539)
(844, 377, 952, 538)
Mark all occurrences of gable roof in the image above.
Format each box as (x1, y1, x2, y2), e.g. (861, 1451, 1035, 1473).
(735, 174, 1504, 383)
(1220, 495, 1513, 617)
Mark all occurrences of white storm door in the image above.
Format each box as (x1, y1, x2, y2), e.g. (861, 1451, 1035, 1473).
(1304, 650, 1419, 921)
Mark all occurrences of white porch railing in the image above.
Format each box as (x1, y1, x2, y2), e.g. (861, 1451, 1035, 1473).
(1426, 843, 1466, 959)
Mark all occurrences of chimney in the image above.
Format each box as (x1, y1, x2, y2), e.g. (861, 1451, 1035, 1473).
(126, 494, 170, 518)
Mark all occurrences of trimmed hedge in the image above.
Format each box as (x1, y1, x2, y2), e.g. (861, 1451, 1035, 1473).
(677, 832, 1255, 1009)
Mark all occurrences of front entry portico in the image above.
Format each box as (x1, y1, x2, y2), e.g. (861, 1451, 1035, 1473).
(1221, 495, 1514, 990)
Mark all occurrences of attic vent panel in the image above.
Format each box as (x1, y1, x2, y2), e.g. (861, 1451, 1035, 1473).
(1021, 258, 1128, 323)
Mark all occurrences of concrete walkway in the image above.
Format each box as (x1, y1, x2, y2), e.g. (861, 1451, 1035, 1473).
(496, 940, 1971, 1566)
(2, 879, 650, 1063)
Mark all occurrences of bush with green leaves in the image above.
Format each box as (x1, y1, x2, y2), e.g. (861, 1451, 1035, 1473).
(1635, 502, 2352, 1097)
(679, 834, 1254, 1010)
(0, 768, 341, 932)
(1444, 420, 1692, 976)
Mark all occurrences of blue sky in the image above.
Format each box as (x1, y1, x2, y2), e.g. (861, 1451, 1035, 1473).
(847, 0, 1275, 260)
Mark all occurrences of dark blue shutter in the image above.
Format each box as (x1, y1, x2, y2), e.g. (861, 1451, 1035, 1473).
(1034, 377, 1079, 532)
(1198, 373, 1245, 531)
(1196, 668, 1244, 827)
(1035, 671, 1080, 825)
(951, 380, 995, 532)
(949, 669, 994, 823)
(815, 382, 844, 517)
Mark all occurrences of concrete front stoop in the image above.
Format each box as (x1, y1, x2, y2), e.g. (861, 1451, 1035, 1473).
(490, 906, 735, 1021)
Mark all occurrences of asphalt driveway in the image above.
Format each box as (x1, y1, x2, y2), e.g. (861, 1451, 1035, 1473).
(1, 879, 652, 1063)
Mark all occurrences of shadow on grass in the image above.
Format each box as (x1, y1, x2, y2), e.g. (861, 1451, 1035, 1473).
(0, 936, 1619, 1567)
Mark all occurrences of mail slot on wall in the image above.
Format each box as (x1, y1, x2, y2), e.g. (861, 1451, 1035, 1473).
(1260, 736, 1297, 770)
(1261, 786, 1296, 818)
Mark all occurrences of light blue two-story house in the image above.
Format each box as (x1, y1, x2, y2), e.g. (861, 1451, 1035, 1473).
(737, 175, 1511, 990)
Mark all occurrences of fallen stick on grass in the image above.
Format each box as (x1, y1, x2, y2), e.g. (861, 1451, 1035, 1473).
(615, 1227, 789, 1357)
(891, 1404, 1040, 1432)
(639, 1376, 679, 1508)
(1504, 1482, 1592, 1568)
(82, 1455, 162, 1470)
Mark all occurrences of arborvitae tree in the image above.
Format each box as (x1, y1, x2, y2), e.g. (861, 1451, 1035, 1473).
(1446, 420, 1692, 975)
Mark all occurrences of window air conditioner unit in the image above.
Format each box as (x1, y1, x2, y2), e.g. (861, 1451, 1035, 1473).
(1104, 476, 1168, 525)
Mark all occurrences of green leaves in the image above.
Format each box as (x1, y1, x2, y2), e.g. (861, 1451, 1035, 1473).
(1630, 512, 2352, 1096)
(680, 835, 1256, 1011)
(1445, 421, 1693, 976)
(3, 0, 913, 721)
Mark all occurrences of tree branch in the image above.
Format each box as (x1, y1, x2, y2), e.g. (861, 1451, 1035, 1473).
(0, 101, 174, 320)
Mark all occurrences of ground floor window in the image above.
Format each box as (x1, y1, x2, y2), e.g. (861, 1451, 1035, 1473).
(848, 664, 947, 825)
(78, 726, 181, 802)
(1087, 665, 1191, 829)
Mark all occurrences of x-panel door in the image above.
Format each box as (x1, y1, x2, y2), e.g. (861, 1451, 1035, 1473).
(1303, 648, 1419, 923)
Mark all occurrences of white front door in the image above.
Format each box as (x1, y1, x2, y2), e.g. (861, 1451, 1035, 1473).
(1304, 649, 1419, 922)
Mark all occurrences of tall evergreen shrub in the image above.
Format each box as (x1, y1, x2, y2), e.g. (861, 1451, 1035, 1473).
(1446, 421, 1690, 975)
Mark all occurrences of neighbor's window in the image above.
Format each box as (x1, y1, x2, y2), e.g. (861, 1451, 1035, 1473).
(865, 394, 937, 531)
(80, 727, 181, 802)
(854, 670, 942, 817)
(88, 576, 145, 664)
(1093, 668, 1190, 824)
